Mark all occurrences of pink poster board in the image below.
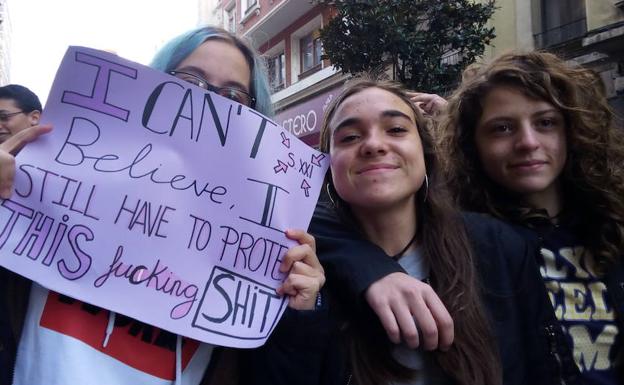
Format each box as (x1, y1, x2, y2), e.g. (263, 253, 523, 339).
(0, 47, 329, 348)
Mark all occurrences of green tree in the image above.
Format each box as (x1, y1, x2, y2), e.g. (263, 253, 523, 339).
(319, 0, 496, 93)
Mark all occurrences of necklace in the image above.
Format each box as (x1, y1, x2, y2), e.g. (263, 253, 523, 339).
(392, 232, 418, 259)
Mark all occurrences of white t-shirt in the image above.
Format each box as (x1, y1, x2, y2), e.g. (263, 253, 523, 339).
(13, 283, 213, 385)
(392, 249, 451, 385)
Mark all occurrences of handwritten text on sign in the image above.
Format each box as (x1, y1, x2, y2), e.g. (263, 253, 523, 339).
(0, 47, 329, 348)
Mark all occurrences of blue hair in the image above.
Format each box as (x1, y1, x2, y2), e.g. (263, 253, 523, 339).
(150, 26, 274, 117)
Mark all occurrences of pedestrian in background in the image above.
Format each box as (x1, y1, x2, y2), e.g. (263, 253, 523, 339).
(0, 84, 42, 144)
(0, 83, 42, 385)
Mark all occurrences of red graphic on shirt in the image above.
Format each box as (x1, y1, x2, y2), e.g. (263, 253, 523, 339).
(40, 291, 200, 380)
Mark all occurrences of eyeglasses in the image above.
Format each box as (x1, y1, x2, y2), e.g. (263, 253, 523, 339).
(169, 70, 256, 108)
(0, 110, 24, 122)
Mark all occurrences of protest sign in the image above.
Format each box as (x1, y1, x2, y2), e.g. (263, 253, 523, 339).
(0, 46, 329, 348)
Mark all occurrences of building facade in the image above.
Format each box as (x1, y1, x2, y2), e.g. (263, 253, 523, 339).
(203, 0, 624, 140)
(484, 0, 624, 118)
(207, 0, 342, 146)
(0, 0, 11, 85)
(199, 0, 223, 27)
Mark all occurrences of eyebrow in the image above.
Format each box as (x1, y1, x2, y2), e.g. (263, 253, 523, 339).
(532, 108, 561, 117)
(381, 109, 413, 121)
(174, 65, 249, 92)
(480, 108, 562, 126)
(332, 109, 414, 133)
(333, 117, 360, 134)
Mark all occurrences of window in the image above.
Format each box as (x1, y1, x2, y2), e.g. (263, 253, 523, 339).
(226, 8, 236, 33)
(300, 31, 322, 75)
(268, 53, 286, 92)
(242, 0, 258, 13)
(533, 0, 586, 48)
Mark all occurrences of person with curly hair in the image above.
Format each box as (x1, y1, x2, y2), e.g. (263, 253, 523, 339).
(437, 51, 624, 384)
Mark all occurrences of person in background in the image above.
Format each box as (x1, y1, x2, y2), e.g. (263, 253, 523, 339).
(0, 84, 42, 385)
(438, 51, 624, 384)
(0, 85, 42, 145)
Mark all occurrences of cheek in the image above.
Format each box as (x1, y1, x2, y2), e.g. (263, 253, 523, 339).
(329, 150, 356, 200)
(554, 132, 567, 159)
(475, 140, 508, 180)
(329, 154, 348, 188)
(8, 117, 29, 133)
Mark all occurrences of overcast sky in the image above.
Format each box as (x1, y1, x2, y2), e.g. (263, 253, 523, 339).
(8, 0, 200, 104)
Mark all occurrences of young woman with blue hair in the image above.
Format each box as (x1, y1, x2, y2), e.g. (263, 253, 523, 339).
(150, 26, 273, 118)
(2, 26, 324, 385)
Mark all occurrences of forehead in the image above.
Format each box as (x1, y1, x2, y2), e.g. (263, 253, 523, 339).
(0, 98, 18, 111)
(176, 39, 251, 89)
(481, 86, 557, 113)
(330, 87, 415, 126)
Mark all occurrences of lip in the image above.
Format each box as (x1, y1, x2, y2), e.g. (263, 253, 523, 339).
(356, 163, 399, 174)
(508, 160, 547, 171)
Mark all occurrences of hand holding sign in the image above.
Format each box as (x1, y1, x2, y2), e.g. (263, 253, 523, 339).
(277, 229, 325, 311)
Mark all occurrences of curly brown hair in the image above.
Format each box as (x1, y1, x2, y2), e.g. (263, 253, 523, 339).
(319, 77, 501, 385)
(438, 51, 624, 269)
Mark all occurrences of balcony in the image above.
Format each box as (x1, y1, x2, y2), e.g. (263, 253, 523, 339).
(243, 0, 316, 48)
(534, 18, 587, 48)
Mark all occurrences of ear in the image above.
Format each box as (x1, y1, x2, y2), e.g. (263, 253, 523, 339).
(27, 110, 41, 126)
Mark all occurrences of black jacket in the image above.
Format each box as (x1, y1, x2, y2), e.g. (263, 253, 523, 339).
(510, 224, 624, 385)
(211, 204, 555, 385)
(0, 281, 13, 385)
(0, 269, 29, 385)
(310, 203, 624, 384)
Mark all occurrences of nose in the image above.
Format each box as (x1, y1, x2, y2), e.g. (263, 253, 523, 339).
(514, 122, 540, 151)
(360, 130, 388, 156)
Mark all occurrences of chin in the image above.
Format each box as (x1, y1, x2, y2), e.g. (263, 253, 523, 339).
(351, 194, 412, 211)
(507, 182, 552, 195)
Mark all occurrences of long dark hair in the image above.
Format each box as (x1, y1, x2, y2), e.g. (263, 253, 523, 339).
(439, 51, 624, 271)
(319, 77, 501, 385)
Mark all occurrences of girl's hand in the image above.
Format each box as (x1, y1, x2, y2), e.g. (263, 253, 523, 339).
(0, 124, 53, 199)
(277, 229, 325, 310)
(406, 92, 447, 117)
(365, 272, 454, 351)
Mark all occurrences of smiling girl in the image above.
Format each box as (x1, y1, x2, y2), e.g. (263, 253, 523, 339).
(439, 51, 624, 384)
(276, 77, 552, 385)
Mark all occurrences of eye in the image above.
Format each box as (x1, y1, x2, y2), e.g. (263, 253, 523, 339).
(339, 133, 360, 143)
(333, 129, 360, 144)
(535, 117, 557, 130)
(218, 88, 252, 106)
(174, 73, 204, 87)
(490, 123, 513, 134)
(184, 77, 203, 87)
(219, 88, 244, 103)
(170, 71, 206, 88)
(388, 126, 408, 134)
